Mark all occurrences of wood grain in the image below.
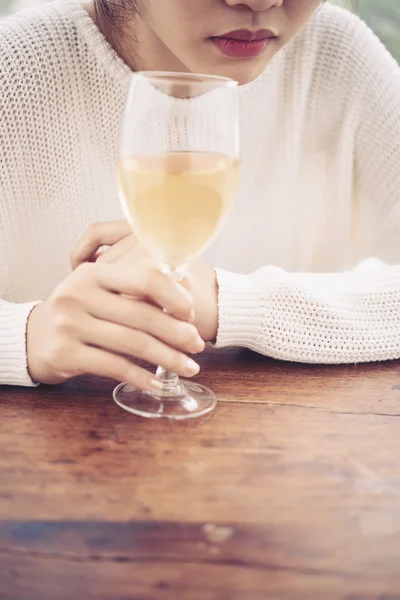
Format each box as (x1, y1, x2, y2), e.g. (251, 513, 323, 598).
(1, 348, 400, 599)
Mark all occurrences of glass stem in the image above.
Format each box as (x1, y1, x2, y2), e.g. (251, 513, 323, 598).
(155, 366, 182, 396)
(154, 264, 187, 398)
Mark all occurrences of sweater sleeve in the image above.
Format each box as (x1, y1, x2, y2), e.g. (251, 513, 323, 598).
(215, 260, 400, 364)
(351, 13, 400, 261)
(0, 300, 40, 386)
(215, 16, 400, 365)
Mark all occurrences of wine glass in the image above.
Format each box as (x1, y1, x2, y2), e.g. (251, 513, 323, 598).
(113, 72, 240, 420)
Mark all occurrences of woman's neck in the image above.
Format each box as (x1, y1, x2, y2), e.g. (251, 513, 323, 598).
(81, 1, 188, 73)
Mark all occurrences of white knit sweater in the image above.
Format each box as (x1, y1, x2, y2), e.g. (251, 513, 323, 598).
(0, 0, 399, 386)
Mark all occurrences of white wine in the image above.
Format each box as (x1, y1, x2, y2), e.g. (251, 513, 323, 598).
(118, 152, 240, 268)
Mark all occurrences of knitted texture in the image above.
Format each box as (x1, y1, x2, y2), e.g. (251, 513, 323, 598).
(0, 0, 399, 385)
(216, 260, 400, 363)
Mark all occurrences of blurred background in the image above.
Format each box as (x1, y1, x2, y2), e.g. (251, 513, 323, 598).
(0, 0, 399, 63)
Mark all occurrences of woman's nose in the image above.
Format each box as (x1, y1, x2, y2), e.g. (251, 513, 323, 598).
(224, 0, 283, 12)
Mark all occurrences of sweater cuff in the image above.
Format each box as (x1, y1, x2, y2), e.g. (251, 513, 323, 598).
(0, 301, 41, 387)
(215, 269, 265, 350)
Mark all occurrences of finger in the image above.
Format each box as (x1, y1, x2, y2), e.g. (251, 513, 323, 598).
(92, 249, 106, 262)
(180, 273, 195, 323)
(95, 264, 194, 322)
(84, 289, 204, 353)
(76, 345, 163, 392)
(71, 220, 132, 269)
(96, 234, 138, 265)
(82, 317, 200, 378)
(181, 273, 193, 294)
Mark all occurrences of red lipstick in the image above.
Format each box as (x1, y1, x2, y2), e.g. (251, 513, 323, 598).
(211, 29, 276, 59)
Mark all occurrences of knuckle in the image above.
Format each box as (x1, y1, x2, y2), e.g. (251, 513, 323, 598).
(52, 308, 81, 341)
(51, 280, 87, 320)
(51, 290, 76, 313)
(52, 279, 84, 311)
(52, 310, 73, 334)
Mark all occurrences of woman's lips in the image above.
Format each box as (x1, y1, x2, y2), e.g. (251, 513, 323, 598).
(210, 29, 276, 59)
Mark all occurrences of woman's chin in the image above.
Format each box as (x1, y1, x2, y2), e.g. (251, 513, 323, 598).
(234, 66, 266, 86)
(196, 59, 268, 86)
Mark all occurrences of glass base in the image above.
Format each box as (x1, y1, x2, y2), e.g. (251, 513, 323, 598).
(113, 380, 217, 420)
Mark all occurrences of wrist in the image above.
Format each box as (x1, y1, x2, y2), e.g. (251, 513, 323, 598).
(26, 303, 43, 383)
(26, 302, 56, 384)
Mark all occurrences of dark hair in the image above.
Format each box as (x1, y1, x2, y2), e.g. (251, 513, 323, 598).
(94, 0, 139, 39)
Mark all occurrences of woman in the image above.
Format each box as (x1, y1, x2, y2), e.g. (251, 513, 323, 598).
(0, 0, 399, 390)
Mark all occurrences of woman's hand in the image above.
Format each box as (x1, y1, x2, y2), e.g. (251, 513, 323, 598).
(26, 261, 204, 390)
(71, 220, 133, 268)
(71, 221, 219, 343)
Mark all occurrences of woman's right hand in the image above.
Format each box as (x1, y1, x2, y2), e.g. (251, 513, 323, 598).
(26, 262, 204, 390)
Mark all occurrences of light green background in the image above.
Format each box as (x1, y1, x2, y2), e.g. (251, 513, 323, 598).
(334, 0, 400, 61)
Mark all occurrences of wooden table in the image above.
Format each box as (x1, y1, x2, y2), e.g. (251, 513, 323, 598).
(1, 348, 400, 599)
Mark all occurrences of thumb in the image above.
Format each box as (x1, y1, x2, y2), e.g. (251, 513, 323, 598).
(71, 220, 132, 270)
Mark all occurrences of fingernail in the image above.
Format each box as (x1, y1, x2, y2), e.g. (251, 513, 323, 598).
(185, 358, 200, 376)
(150, 378, 164, 391)
(194, 336, 205, 353)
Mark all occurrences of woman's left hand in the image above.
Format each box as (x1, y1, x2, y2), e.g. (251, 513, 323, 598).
(71, 220, 219, 343)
